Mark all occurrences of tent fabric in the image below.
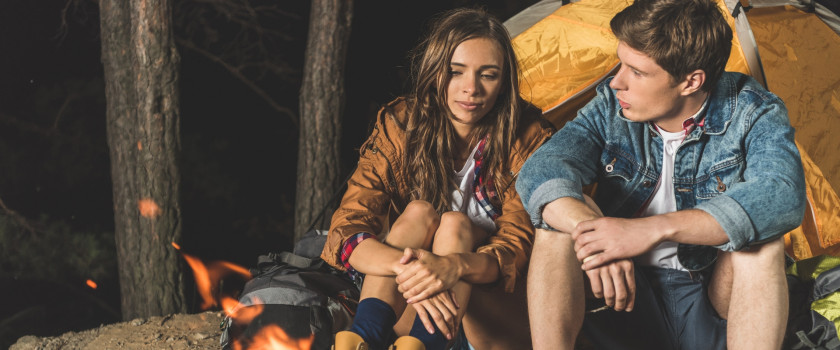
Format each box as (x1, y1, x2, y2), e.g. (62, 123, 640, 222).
(508, 0, 840, 260)
(743, 4, 840, 260)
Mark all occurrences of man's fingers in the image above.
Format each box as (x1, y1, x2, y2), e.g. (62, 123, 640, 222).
(609, 264, 628, 311)
(600, 268, 616, 307)
(625, 263, 636, 311)
(587, 269, 604, 299)
(582, 252, 609, 270)
(571, 220, 596, 240)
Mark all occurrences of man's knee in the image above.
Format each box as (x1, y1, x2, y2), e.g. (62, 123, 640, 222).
(726, 237, 786, 270)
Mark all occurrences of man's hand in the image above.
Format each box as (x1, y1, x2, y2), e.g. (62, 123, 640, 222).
(410, 290, 459, 340)
(396, 248, 462, 304)
(585, 259, 636, 311)
(572, 217, 664, 270)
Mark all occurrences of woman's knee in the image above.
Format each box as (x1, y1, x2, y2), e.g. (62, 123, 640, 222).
(386, 200, 439, 248)
(432, 212, 480, 253)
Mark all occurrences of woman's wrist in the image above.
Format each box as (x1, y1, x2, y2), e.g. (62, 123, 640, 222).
(446, 253, 468, 279)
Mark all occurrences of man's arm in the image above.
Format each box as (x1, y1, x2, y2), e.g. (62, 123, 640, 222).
(572, 209, 728, 270)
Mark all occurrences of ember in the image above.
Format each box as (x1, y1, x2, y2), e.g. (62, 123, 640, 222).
(85, 279, 97, 289)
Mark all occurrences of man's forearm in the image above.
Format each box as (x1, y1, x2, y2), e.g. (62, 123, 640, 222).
(542, 196, 604, 233)
(655, 209, 729, 246)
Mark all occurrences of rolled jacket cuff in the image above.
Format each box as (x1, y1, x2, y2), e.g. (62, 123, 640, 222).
(695, 196, 756, 252)
(527, 178, 585, 228)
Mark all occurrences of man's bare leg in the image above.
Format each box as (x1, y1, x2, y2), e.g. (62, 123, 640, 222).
(709, 237, 788, 349)
(528, 228, 585, 350)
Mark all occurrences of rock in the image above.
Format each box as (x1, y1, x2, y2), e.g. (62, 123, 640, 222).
(9, 335, 41, 350)
(130, 318, 146, 326)
(191, 332, 210, 341)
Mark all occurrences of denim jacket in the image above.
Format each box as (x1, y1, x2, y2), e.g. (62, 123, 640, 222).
(516, 72, 806, 271)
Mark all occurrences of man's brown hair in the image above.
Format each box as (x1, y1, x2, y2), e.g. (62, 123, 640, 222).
(610, 0, 733, 91)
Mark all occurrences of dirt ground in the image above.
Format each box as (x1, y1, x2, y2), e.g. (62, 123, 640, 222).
(9, 311, 225, 350)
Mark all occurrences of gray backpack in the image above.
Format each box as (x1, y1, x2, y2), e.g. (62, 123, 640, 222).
(220, 250, 360, 350)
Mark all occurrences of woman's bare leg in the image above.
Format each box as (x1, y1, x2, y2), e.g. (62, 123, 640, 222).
(358, 201, 439, 318)
(393, 211, 488, 336)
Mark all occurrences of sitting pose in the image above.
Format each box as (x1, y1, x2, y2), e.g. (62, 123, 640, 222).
(321, 8, 552, 350)
(516, 0, 806, 349)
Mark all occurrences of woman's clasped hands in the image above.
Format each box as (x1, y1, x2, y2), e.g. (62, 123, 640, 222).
(395, 247, 461, 339)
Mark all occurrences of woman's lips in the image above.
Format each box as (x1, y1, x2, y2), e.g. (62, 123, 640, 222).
(457, 101, 481, 111)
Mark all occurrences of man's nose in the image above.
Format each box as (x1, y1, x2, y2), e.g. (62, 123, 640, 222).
(609, 66, 627, 90)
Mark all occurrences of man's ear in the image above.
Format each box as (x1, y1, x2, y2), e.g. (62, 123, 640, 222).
(681, 69, 706, 95)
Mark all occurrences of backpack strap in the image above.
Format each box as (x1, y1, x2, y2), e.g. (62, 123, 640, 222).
(792, 325, 839, 350)
(275, 251, 315, 269)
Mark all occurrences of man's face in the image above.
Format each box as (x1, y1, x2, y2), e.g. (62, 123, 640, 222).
(609, 42, 687, 128)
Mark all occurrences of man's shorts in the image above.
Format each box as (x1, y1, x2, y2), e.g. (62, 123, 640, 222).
(581, 265, 727, 350)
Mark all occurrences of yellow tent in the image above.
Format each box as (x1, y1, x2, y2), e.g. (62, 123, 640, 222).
(506, 0, 840, 260)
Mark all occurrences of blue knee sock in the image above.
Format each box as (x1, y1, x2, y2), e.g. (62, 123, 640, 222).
(408, 314, 449, 350)
(349, 298, 396, 350)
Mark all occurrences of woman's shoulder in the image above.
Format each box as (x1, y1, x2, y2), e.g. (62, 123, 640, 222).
(514, 102, 554, 157)
(376, 97, 410, 131)
(362, 97, 410, 159)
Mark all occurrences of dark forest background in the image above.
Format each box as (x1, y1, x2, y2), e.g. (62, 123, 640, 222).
(0, 0, 537, 347)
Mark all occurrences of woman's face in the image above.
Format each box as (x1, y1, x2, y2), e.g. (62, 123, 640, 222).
(446, 37, 504, 138)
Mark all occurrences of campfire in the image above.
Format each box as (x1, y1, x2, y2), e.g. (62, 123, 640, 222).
(173, 242, 315, 350)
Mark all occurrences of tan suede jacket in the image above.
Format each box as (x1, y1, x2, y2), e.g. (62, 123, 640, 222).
(321, 97, 554, 293)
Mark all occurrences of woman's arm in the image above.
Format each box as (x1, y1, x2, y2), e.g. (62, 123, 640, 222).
(346, 238, 407, 276)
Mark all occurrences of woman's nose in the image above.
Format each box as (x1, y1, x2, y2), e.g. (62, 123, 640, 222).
(462, 74, 480, 95)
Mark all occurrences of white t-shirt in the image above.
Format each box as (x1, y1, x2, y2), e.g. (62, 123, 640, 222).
(635, 127, 687, 270)
(451, 143, 496, 234)
(636, 102, 708, 271)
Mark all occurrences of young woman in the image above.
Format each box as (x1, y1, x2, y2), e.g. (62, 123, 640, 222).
(321, 8, 553, 350)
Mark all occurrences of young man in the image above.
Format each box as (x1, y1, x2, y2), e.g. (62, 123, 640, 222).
(515, 0, 806, 349)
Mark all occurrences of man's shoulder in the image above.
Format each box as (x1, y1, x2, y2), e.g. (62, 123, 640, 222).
(704, 72, 787, 134)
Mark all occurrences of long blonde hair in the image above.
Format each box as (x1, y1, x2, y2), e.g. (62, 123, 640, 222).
(404, 8, 522, 213)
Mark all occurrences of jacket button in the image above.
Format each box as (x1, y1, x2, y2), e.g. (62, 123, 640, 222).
(643, 180, 653, 188)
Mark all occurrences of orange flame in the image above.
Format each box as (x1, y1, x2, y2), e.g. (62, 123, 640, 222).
(232, 325, 314, 350)
(175, 244, 313, 350)
(174, 244, 251, 310)
(86, 279, 97, 289)
(222, 296, 264, 325)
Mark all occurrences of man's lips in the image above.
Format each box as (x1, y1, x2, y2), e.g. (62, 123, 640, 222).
(618, 99, 630, 109)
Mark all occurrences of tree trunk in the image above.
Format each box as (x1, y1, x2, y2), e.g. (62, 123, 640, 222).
(100, 0, 186, 320)
(295, 0, 354, 242)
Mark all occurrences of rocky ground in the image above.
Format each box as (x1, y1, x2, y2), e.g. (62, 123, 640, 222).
(9, 311, 225, 350)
